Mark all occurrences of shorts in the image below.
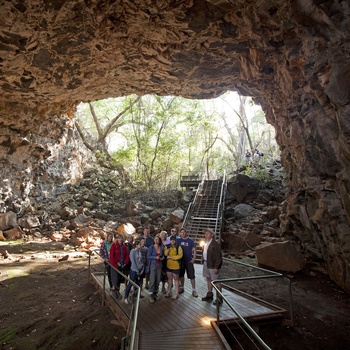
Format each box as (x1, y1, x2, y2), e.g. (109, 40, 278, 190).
(202, 261, 219, 280)
(179, 261, 195, 279)
(166, 268, 180, 275)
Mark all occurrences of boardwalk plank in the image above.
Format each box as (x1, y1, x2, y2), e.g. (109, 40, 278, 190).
(91, 264, 286, 349)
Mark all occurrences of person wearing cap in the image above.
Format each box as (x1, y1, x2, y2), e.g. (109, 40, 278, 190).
(177, 228, 198, 297)
(164, 235, 183, 300)
(201, 228, 223, 305)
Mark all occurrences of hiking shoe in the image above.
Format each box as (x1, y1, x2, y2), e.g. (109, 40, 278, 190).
(164, 292, 172, 298)
(172, 293, 179, 300)
(213, 298, 223, 306)
(201, 292, 213, 301)
(192, 291, 198, 297)
(179, 287, 185, 294)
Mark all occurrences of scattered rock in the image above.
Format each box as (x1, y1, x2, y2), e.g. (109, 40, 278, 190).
(256, 241, 306, 273)
(234, 204, 254, 219)
(58, 255, 69, 262)
(0, 211, 17, 231)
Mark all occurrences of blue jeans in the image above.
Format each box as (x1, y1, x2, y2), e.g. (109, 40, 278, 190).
(124, 270, 141, 299)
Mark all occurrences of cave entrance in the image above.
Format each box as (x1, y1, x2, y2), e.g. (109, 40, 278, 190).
(74, 91, 278, 191)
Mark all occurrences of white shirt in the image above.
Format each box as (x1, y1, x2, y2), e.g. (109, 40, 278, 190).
(203, 238, 212, 261)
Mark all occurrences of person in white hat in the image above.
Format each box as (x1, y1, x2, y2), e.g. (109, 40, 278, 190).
(201, 228, 223, 305)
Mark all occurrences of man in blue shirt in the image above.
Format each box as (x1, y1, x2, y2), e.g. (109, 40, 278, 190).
(177, 228, 198, 297)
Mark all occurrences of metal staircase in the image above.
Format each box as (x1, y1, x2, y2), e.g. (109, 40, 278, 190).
(183, 173, 226, 262)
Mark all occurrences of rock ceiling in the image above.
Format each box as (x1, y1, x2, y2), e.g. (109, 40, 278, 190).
(0, 0, 350, 290)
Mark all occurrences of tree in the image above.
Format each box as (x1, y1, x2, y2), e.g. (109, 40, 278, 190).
(74, 92, 278, 189)
(74, 95, 140, 183)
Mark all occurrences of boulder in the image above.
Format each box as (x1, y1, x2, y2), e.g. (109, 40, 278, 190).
(224, 233, 250, 253)
(70, 235, 85, 247)
(3, 228, 23, 240)
(126, 200, 140, 216)
(71, 214, 91, 228)
(234, 204, 254, 219)
(256, 241, 306, 273)
(0, 211, 17, 230)
(237, 230, 262, 247)
(227, 174, 259, 202)
(59, 207, 76, 219)
(18, 215, 40, 229)
(51, 232, 63, 241)
(76, 227, 99, 238)
(0, 231, 6, 241)
(170, 208, 184, 224)
(150, 209, 162, 219)
(117, 223, 136, 236)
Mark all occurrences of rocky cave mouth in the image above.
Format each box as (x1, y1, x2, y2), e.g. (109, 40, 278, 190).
(0, 0, 350, 291)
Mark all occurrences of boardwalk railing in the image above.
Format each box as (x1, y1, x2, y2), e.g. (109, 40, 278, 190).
(88, 251, 140, 350)
(211, 258, 294, 350)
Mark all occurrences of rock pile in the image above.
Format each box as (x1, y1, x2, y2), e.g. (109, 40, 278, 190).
(0, 169, 190, 252)
(223, 161, 306, 273)
(1, 160, 307, 273)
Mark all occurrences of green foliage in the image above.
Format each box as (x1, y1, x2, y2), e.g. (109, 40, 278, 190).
(244, 166, 272, 188)
(0, 326, 17, 343)
(75, 92, 279, 189)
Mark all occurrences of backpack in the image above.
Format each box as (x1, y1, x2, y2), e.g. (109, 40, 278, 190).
(166, 243, 182, 269)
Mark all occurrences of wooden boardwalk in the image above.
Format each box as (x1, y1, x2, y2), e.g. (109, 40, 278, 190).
(90, 264, 286, 349)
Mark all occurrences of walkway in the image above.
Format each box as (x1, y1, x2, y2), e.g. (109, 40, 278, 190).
(90, 264, 286, 349)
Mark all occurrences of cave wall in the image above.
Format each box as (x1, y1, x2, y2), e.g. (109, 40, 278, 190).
(0, 117, 90, 215)
(0, 0, 349, 290)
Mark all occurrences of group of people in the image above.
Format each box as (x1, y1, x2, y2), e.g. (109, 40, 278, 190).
(99, 226, 223, 305)
(245, 148, 264, 165)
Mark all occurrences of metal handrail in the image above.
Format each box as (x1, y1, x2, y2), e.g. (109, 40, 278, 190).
(211, 258, 294, 350)
(214, 171, 226, 241)
(183, 174, 205, 227)
(183, 171, 226, 239)
(88, 250, 141, 350)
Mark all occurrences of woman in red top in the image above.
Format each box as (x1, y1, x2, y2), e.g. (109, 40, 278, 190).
(109, 234, 130, 298)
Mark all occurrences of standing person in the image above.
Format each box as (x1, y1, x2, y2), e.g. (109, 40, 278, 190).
(143, 226, 154, 248)
(170, 228, 178, 238)
(142, 227, 154, 289)
(109, 234, 130, 299)
(124, 240, 144, 304)
(201, 228, 223, 305)
(177, 228, 198, 297)
(99, 232, 114, 290)
(160, 230, 170, 246)
(245, 150, 251, 165)
(164, 236, 183, 300)
(147, 235, 164, 303)
(139, 238, 148, 298)
(124, 235, 134, 287)
(159, 231, 170, 293)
